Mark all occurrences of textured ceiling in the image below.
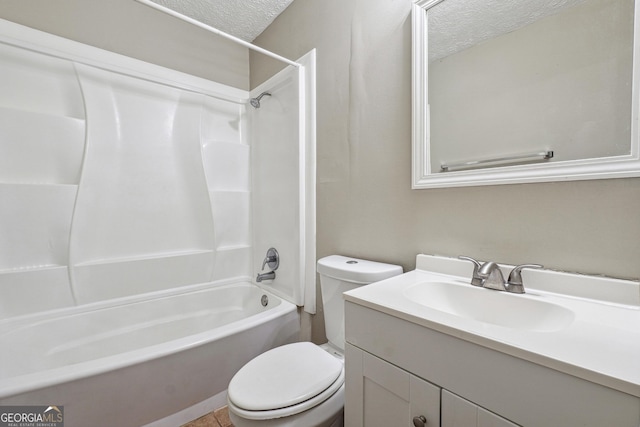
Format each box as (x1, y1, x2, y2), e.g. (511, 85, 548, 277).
(428, 0, 587, 62)
(151, 0, 295, 42)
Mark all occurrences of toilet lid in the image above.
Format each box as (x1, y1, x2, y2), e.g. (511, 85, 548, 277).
(228, 342, 343, 411)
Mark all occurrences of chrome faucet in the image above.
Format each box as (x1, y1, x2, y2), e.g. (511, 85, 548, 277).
(477, 261, 507, 291)
(458, 256, 483, 286)
(506, 264, 543, 294)
(459, 256, 542, 294)
(261, 247, 279, 271)
(256, 247, 279, 283)
(256, 271, 276, 282)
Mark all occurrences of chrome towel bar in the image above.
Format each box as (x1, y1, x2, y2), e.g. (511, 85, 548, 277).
(441, 150, 554, 172)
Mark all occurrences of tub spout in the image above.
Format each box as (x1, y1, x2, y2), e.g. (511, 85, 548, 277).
(256, 271, 275, 282)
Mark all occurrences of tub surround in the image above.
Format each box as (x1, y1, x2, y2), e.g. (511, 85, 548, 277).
(0, 18, 313, 427)
(0, 19, 250, 318)
(0, 18, 313, 318)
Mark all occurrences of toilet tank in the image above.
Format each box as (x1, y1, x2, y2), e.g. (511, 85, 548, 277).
(317, 255, 403, 352)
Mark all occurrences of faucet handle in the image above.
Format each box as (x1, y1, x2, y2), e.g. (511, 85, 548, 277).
(458, 256, 483, 286)
(507, 264, 543, 294)
(261, 247, 279, 271)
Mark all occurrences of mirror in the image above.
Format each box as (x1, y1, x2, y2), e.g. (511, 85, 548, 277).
(412, 0, 640, 188)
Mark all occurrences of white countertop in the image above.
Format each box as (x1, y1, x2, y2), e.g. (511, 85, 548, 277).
(344, 255, 640, 397)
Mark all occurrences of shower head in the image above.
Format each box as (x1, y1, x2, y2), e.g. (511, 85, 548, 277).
(250, 92, 271, 108)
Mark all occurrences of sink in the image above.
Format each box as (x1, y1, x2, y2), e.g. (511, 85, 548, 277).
(403, 281, 575, 332)
(344, 255, 640, 400)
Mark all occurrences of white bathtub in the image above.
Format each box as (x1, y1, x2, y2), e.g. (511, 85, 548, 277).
(0, 280, 300, 427)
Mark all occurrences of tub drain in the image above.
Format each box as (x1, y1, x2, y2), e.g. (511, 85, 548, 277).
(261, 294, 269, 307)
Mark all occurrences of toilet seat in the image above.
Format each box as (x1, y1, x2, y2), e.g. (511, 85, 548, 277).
(228, 342, 345, 421)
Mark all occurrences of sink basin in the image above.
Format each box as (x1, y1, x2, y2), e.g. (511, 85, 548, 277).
(344, 255, 640, 399)
(403, 281, 575, 332)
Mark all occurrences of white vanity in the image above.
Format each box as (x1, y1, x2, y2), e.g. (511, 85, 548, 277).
(344, 255, 640, 426)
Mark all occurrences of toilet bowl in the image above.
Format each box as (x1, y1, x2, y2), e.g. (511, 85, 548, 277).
(227, 255, 402, 427)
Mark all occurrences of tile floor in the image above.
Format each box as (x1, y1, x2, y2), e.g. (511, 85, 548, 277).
(181, 406, 234, 427)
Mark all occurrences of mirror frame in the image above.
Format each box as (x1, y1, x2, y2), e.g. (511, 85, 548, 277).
(412, 0, 640, 189)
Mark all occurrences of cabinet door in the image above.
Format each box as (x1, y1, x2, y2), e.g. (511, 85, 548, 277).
(345, 343, 440, 427)
(442, 390, 519, 427)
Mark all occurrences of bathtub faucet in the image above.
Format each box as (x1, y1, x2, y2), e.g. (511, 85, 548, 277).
(256, 248, 279, 282)
(262, 247, 280, 271)
(256, 271, 276, 282)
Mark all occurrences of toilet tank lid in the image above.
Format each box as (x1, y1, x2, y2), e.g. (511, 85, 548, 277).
(317, 255, 403, 284)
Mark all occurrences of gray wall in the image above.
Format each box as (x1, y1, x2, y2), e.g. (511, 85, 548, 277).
(0, 0, 249, 89)
(251, 1, 640, 286)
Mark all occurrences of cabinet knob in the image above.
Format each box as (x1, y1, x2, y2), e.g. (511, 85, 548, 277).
(412, 415, 427, 427)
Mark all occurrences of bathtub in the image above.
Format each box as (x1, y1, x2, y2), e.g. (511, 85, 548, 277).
(0, 280, 300, 427)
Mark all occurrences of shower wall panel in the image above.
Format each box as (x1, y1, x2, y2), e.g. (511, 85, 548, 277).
(250, 66, 303, 306)
(201, 100, 252, 281)
(0, 20, 251, 318)
(0, 42, 84, 317)
(70, 64, 218, 304)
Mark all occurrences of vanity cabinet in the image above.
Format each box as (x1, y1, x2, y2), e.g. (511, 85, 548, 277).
(344, 301, 640, 427)
(345, 343, 440, 427)
(441, 390, 518, 427)
(346, 343, 517, 427)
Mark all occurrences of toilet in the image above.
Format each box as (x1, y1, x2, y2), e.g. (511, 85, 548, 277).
(227, 255, 403, 427)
